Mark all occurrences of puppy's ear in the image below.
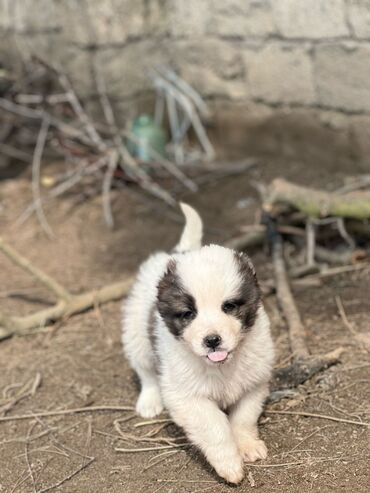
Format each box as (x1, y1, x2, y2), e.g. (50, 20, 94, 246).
(157, 259, 177, 297)
(234, 252, 261, 330)
(165, 258, 177, 276)
(235, 251, 257, 280)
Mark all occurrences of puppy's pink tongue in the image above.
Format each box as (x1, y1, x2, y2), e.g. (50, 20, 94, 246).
(208, 351, 228, 362)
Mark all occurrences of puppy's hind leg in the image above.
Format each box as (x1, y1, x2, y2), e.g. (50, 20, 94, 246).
(135, 365, 163, 418)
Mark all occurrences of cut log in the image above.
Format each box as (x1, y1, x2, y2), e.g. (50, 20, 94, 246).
(265, 178, 370, 219)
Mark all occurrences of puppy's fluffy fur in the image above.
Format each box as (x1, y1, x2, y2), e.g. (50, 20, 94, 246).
(122, 204, 274, 484)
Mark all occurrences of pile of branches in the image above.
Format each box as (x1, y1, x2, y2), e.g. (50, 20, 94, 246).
(229, 177, 370, 395)
(232, 177, 370, 274)
(0, 56, 198, 235)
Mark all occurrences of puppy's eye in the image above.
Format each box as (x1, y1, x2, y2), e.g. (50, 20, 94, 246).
(222, 300, 242, 314)
(175, 310, 195, 321)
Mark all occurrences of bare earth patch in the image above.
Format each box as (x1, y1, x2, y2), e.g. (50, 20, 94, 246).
(0, 157, 369, 493)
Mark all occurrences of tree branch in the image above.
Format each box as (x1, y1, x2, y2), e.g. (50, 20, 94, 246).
(0, 279, 133, 340)
(265, 178, 370, 219)
(0, 237, 70, 301)
(270, 225, 310, 360)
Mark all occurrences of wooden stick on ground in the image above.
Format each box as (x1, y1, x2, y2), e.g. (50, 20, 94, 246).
(0, 278, 133, 340)
(0, 405, 134, 423)
(31, 116, 53, 238)
(266, 410, 370, 427)
(225, 226, 265, 251)
(271, 229, 309, 360)
(263, 214, 344, 390)
(265, 178, 370, 219)
(335, 296, 370, 352)
(0, 238, 70, 301)
(0, 236, 133, 340)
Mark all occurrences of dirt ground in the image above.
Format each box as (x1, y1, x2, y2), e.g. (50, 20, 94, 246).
(0, 151, 369, 493)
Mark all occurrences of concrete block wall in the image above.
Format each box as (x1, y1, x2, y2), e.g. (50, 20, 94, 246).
(1, 0, 370, 167)
(168, 0, 370, 115)
(0, 0, 169, 99)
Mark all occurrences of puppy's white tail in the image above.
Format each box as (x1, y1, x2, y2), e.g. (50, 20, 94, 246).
(174, 202, 203, 252)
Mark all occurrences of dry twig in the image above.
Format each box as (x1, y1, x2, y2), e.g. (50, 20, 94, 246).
(115, 443, 189, 453)
(0, 404, 133, 423)
(38, 457, 95, 493)
(266, 409, 370, 427)
(25, 422, 37, 493)
(32, 116, 53, 237)
(0, 373, 41, 415)
(0, 238, 70, 301)
(102, 150, 119, 228)
(142, 449, 181, 472)
(270, 227, 309, 360)
(0, 235, 133, 339)
(335, 296, 370, 351)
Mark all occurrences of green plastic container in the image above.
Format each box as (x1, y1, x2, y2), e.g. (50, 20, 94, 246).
(128, 115, 167, 162)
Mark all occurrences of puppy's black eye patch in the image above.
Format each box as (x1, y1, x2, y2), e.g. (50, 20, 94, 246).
(175, 310, 195, 322)
(222, 299, 244, 314)
(157, 261, 198, 338)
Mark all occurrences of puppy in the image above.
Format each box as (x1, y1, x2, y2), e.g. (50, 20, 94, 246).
(122, 203, 274, 484)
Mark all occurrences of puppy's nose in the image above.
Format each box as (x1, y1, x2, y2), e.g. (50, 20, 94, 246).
(204, 334, 222, 349)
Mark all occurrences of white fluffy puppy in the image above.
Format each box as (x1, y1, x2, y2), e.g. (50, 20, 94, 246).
(122, 204, 274, 484)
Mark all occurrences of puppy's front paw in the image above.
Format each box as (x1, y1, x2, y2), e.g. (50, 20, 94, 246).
(136, 387, 163, 418)
(215, 458, 244, 484)
(239, 437, 267, 463)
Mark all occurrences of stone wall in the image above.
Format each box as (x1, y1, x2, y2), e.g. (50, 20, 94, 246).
(168, 0, 370, 113)
(0, 0, 169, 100)
(1, 0, 370, 168)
